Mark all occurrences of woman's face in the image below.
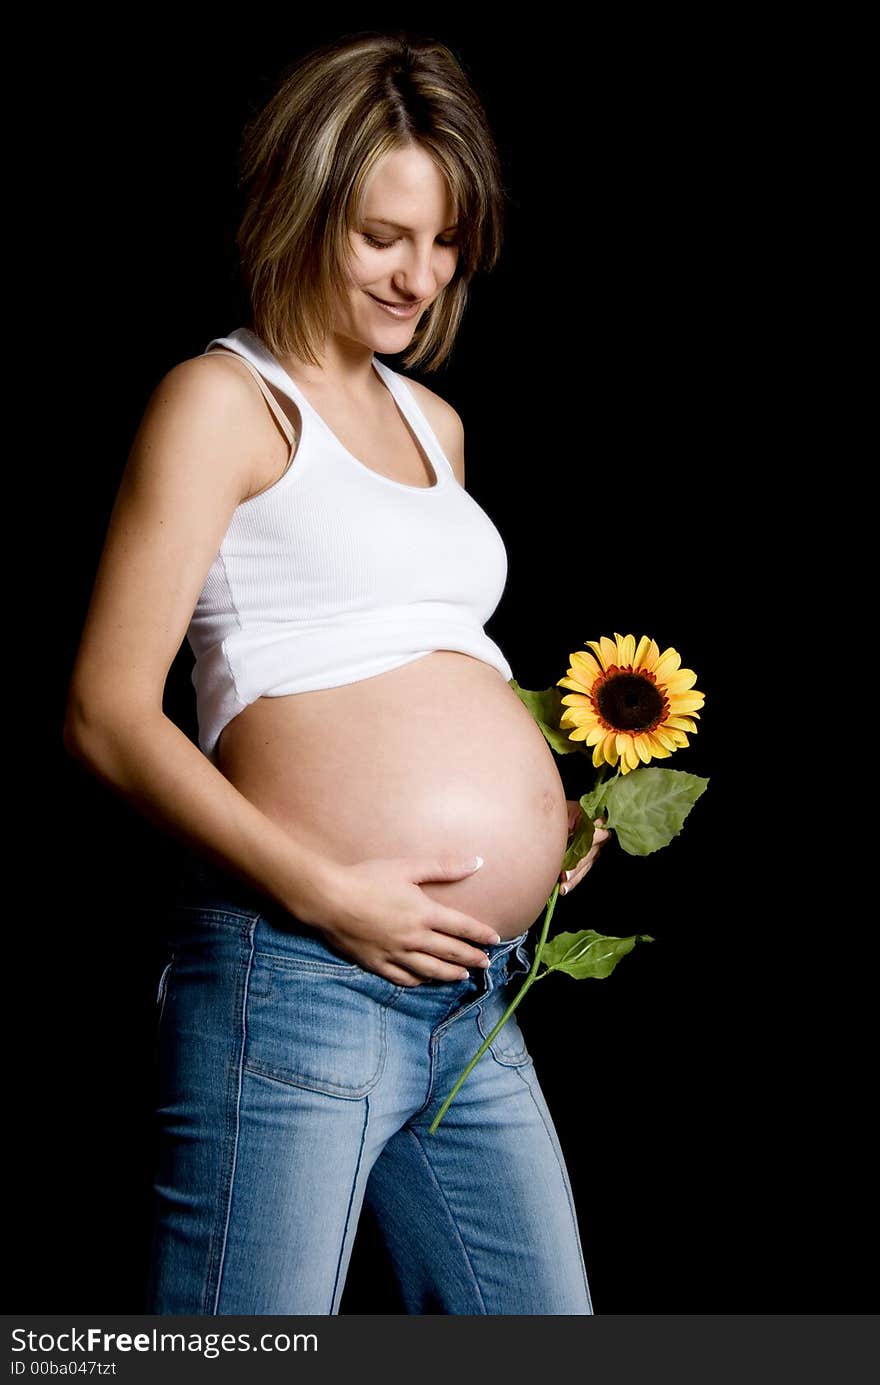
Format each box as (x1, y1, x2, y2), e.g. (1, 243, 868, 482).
(334, 142, 460, 350)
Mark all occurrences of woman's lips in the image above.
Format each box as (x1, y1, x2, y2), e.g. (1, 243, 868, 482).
(367, 293, 423, 319)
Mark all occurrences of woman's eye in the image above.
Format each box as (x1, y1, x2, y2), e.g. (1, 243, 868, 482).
(360, 233, 459, 251)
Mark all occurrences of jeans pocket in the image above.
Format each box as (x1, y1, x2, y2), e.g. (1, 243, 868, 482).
(252, 913, 365, 977)
(251, 908, 408, 994)
(243, 953, 389, 1098)
(476, 975, 532, 1067)
(155, 955, 174, 1030)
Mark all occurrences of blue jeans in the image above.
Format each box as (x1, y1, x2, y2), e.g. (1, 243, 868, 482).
(145, 854, 594, 1315)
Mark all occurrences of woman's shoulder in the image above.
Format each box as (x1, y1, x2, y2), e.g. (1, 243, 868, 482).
(141, 351, 295, 502)
(155, 348, 256, 405)
(162, 350, 298, 442)
(166, 347, 265, 399)
(148, 349, 282, 443)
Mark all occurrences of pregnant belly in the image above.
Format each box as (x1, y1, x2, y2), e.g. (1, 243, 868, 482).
(215, 651, 571, 939)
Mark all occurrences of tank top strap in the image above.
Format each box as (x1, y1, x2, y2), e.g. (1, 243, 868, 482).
(211, 329, 321, 423)
(203, 340, 297, 445)
(369, 358, 456, 483)
(207, 328, 455, 485)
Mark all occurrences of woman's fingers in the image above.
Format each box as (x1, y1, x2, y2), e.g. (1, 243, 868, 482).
(559, 817, 611, 894)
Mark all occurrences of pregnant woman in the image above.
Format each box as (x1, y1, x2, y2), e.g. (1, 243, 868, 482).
(63, 31, 609, 1315)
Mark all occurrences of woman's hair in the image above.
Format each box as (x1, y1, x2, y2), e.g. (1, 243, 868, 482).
(234, 30, 508, 372)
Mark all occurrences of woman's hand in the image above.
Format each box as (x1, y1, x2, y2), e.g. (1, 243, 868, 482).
(558, 801, 611, 896)
(309, 854, 503, 987)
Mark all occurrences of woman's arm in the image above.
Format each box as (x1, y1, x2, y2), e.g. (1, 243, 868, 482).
(63, 354, 340, 925)
(63, 356, 500, 984)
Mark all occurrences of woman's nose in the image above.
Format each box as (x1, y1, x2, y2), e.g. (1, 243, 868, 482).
(392, 244, 445, 300)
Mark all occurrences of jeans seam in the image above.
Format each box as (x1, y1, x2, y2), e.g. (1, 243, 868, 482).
(514, 1065, 593, 1312)
(330, 1096, 371, 1315)
(168, 904, 263, 928)
(208, 921, 257, 1314)
(404, 1125, 487, 1313)
(155, 956, 174, 1029)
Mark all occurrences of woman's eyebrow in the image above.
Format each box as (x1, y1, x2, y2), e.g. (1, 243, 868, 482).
(363, 217, 459, 232)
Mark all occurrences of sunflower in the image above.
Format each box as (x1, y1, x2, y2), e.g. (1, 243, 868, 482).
(556, 633, 705, 774)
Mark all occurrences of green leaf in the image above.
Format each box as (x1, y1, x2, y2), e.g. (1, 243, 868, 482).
(540, 928, 654, 979)
(603, 767, 709, 856)
(562, 811, 595, 871)
(560, 778, 618, 867)
(580, 777, 616, 822)
(508, 679, 582, 755)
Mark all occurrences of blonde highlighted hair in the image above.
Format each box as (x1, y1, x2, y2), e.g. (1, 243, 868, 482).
(234, 30, 508, 372)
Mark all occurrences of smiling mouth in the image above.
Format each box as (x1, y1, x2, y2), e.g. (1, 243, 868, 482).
(368, 293, 422, 308)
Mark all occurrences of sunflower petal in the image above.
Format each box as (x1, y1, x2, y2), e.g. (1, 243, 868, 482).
(654, 647, 682, 682)
(561, 712, 588, 728)
(670, 693, 705, 713)
(635, 734, 653, 764)
(557, 677, 589, 693)
(565, 712, 598, 729)
(570, 650, 602, 684)
(668, 701, 704, 721)
(576, 715, 600, 730)
(665, 716, 698, 732)
(585, 725, 606, 746)
(615, 632, 636, 667)
(654, 727, 680, 751)
(585, 640, 607, 669)
(642, 638, 661, 671)
(662, 669, 699, 693)
(598, 635, 618, 669)
(633, 635, 653, 669)
(604, 732, 620, 766)
(645, 733, 672, 757)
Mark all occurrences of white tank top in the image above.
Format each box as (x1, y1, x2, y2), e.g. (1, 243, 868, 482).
(186, 327, 514, 762)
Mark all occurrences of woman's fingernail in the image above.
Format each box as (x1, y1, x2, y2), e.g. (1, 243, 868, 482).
(563, 870, 573, 880)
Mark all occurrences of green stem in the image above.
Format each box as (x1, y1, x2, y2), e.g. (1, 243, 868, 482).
(427, 883, 561, 1134)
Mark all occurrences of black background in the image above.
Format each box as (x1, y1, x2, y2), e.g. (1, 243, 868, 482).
(19, 14, 867, 1315)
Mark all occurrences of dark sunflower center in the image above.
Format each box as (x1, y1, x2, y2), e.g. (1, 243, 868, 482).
(595, 672, 665, 732)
